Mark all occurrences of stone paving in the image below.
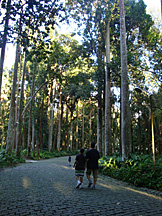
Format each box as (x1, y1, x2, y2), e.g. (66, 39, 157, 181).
(0, 156, 162, 216)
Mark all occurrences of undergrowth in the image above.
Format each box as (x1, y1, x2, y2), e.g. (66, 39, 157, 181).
(99, 154, 162, 191)
(0, 149, 78, 168)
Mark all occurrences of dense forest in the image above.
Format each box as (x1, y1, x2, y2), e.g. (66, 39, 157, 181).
(0, 0, 161, 163)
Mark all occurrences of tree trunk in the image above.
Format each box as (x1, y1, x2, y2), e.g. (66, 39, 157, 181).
(105, 21, 112, 155)
(76, 101, 79, 150)
(48, 80, 56, 152)
(37, 92, 44, 158)
(14, 52, 22, 151)
(120, 0, 131, 161)
(70, 111, 73, 151)
(16, 52, 26, 157)
(97, 93, 102, 153)
(6, 43, 20, 154)
(32, 105, 35, 157)
(57, 86, 62, 151)
(27, 70, 35, 158)
(102, 105, 105, 156)
(89, 106, 92, 150)
(0, 0, 11, 99)
(82, 102, 84, 147)
(64, 105, 69, 150)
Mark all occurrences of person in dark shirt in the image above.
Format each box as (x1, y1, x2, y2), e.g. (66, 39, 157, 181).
(73, 148, 86, 188)
(68, 155, 71, 166)
(86, 142, 100, 189)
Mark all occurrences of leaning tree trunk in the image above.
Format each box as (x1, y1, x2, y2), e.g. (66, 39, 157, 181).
(105, 20, 112, 156)
(6, 43, 20, 154)
(120, 0, 131, 161)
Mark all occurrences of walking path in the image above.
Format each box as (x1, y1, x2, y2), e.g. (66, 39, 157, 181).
(0, 156, 162, 216)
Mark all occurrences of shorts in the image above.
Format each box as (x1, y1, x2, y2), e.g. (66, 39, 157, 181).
(75, 170, 84, 177)
(86, 169, 98, 178)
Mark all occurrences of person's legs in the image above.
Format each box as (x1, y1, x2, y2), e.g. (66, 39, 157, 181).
(75, 176, 79, 181)
(93, 178, 97, 186)
(80, 177, 83, 184)
(92, 169, 98, 189)
(75, 171, 81, 188)
(86, 169, 92, 187)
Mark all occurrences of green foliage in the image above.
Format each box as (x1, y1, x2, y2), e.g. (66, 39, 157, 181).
(0, 150, 25, 168)
(39, 150, 76, 159)
(99, 154, 162, 191)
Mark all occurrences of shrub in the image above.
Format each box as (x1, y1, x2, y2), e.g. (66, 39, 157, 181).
(99, 154, 162, 191)
(0, 150, 25, 168)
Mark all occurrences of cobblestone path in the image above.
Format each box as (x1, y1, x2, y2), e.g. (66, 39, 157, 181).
(0, 156, 162, 216)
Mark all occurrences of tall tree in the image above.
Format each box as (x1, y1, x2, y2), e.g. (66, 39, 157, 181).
(105, 18, 112, 155)
(16, 53, 26, 157)
(120, 0, 131, 160)
(6, 43, 20, 154)
(0, 0, 11, 100)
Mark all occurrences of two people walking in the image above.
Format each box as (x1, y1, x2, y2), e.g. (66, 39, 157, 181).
(73, 142, 100, 189)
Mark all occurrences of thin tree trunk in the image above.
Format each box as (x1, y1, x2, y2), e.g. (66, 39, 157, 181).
(97, 94, 102, 153)
(76, 101, 79, 150)
(27, 70, 34, 158)
(48, 85, 52, 150)
(37, 92, 44, 158)
(14, 53, 22, 150)
(89, 103, 92, 150)
(32, 105, 35, 157)
(16, 53, 26, 157)
(6, 43, 20, 154)
(102, 105, 105, 156)
(22, 117, 25, 150)
(65, 105, 69, 150)
(57, 87, 62, 151)
(1, 121, 4, 149)
(105, 21, 112, 155)
(70, 111, 73, 151)
(82, 102, 84, 147)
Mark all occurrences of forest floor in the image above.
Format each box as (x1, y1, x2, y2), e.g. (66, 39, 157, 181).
(0, 156, 162, 216)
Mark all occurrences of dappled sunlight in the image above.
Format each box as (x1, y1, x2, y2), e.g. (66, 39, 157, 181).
(122, 186, 162, 201)
(22, 177, 32, 189)
(52, 181, 75, 197)
(98, 177, 162, 201)
(98, 182, 119, 190)
(4, 168, 12, 172)
(60, 165, 74, 170)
